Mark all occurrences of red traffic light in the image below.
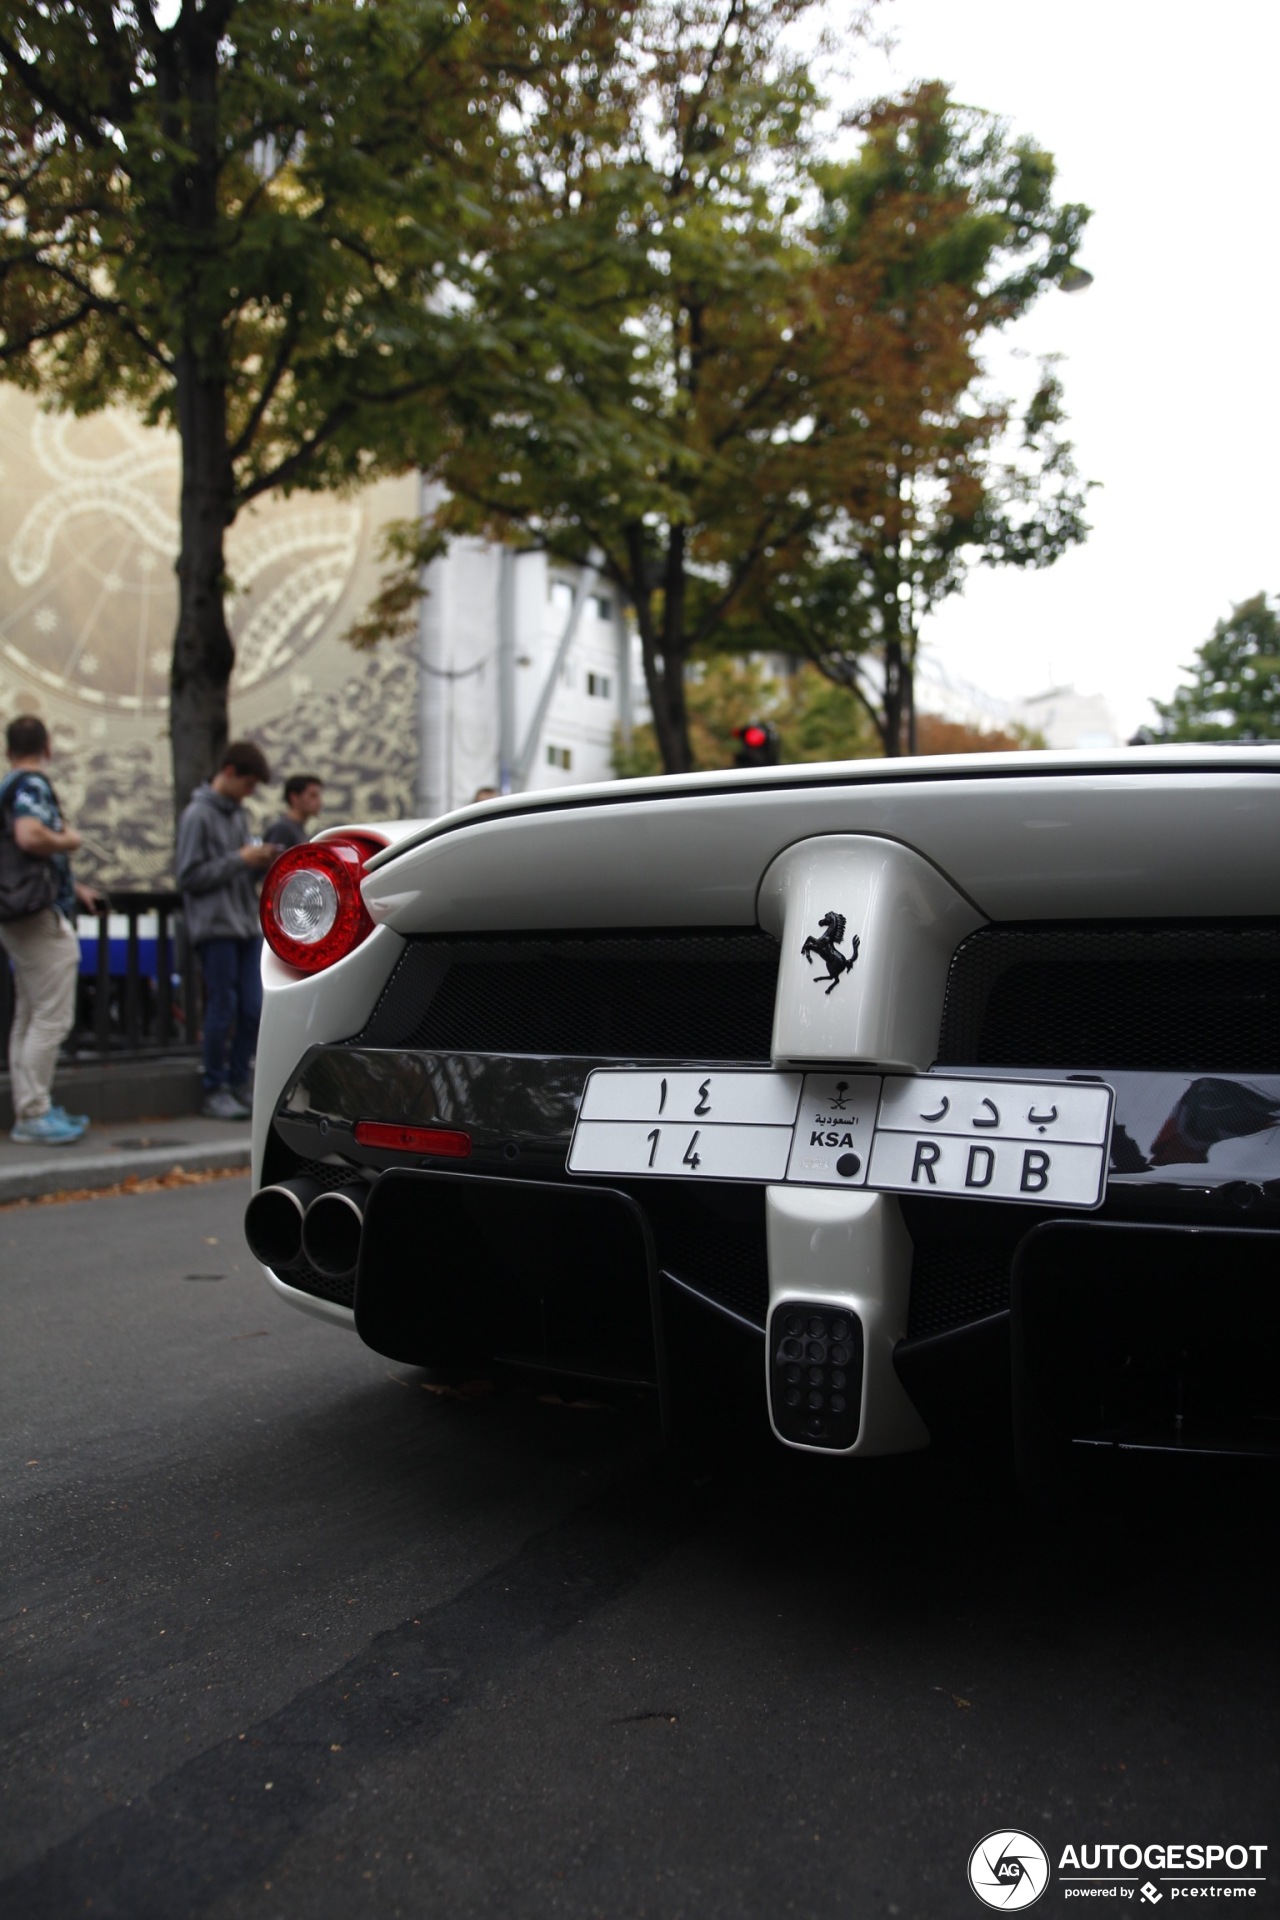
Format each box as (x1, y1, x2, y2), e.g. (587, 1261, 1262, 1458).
(732, 719, 780, 767)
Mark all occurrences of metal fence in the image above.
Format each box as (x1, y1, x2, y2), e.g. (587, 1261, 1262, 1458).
(0, 890, 202, 1061)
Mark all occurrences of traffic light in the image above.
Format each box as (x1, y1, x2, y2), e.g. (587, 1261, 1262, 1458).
(732, 720, 780, 768)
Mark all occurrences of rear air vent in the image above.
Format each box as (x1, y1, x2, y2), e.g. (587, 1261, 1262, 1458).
(937, 921, 1280, 1072)
(355, 929, 781, 1062)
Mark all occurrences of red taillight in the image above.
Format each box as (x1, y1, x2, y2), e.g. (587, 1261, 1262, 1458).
(353, 1122, 472, 1157)
(260, 833, 386, 973)
(742, 725, 768, 749)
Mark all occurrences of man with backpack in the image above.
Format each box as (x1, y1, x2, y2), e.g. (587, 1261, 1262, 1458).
(0, 715, 105, 1144)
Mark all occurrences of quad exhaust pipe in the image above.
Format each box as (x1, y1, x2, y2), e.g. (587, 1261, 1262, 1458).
(301, 1185, 367, 1280)
(245, 1178, 367, 1281)
(244, 1177, 323, 1271)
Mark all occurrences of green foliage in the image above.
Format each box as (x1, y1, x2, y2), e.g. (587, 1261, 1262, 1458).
(1, 4, 1092, 789)
(1152, 595, 1280, 742)
(434, 0, 867, 774)
(0, 0, 591, 802)
(729, 83, 1094, 755)
(431, 52, 1091, 768)
(0, 0, 528, 488)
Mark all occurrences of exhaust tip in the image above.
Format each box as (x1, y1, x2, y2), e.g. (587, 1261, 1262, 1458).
(301, 1187, 366, 1280)
(245, 1178, 322, 1270)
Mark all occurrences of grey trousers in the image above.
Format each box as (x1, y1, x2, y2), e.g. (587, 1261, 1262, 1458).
(0, 908, 81, 1120)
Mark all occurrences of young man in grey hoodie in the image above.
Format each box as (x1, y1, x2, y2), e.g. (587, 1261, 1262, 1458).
(175, 741, 281, 1120)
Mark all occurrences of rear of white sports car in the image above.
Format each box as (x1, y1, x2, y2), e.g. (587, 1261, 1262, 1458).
(245, 747, 1280, 1480)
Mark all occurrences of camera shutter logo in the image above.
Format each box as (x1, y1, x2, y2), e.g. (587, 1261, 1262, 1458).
(968, 1830, 1050, 1910)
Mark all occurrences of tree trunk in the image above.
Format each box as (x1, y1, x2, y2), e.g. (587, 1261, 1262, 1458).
(882, 629, 904, 758)
(655, 527, 693, 773)
(658, 667, 693, 774)
(625, 525, 694, 774)
(170, 352, 235, 826)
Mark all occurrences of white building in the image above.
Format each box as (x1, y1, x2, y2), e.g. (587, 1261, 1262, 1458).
(416, 536, 644, 815)
(1010, 684, 1122, 751)
(917, 651, 1121, 750)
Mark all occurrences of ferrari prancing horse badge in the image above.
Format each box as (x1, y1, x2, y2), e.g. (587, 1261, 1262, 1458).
(801, 912, 860, 995)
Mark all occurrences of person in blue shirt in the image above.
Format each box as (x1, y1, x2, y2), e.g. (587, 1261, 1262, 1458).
(0, 715, 105, 1144)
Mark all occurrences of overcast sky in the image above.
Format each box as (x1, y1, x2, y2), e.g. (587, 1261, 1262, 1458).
(845, 0, 1279, 737)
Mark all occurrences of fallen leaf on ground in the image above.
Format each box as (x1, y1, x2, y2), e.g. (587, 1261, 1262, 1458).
(0, 1165, 248, 1211)
(419, 1378, 495, 1399)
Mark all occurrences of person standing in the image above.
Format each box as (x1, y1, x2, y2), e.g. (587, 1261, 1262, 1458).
(262, 773, 323, 852)
(175, 741, 279, 1121)
(0, 715, 105, 1144)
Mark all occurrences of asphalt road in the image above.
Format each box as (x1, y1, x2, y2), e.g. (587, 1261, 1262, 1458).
(3, 1176, 1278, 1920)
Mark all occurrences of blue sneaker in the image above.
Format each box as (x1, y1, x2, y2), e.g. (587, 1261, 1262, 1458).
(11, 1109, 89, 1145)
(49, 1105, 90, 1130)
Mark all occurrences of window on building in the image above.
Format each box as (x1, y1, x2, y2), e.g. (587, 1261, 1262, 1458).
(546, 745, 573, 770)
(590, 593, 612, 622)
(549, 580, 574, 614)
(586, 671, 612, 699)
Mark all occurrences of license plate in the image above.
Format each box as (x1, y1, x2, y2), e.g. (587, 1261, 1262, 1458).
(576, 1068, 802, 1127)
(569, 1070, 800, 1181)
(568, 1068, 1113, 1207)
(869, 1074, 1113, 1208)
(569, 1118, 795, 1181)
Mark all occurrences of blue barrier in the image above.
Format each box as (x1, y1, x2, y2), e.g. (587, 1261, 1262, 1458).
(2, 892, 200, 1058)
(75, 913, 162, 978)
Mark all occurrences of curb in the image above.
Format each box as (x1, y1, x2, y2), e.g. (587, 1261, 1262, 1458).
(0, 1139, 251, 1206)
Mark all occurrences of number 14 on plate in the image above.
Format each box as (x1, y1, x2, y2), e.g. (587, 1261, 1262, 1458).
(567, 1117, 795, 1182)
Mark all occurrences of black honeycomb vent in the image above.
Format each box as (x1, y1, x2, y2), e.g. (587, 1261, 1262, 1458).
(283, 1256, 356, 1313)
(355, 929, 781, 1062)
(907, 1243, 1014, 1340)
(937, 921, 1280, 1072)
(635, 1183, 770, 1327)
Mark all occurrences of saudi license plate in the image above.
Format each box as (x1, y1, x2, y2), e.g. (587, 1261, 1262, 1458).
(567, 1068, 1113, 1207)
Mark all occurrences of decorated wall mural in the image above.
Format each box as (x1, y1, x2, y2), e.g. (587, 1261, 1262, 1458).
(0, 387, 419, 888)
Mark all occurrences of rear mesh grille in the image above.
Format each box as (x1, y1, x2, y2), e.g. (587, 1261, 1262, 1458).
(636, 1184, 770, 1327)
(285, 1257, 356, 1312)
(356, 929, 780, 1061)
(938, 921, 1280, 1071)
(907, 1243, 1013, 1340)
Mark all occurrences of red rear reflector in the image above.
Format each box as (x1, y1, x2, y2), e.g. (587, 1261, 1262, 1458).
(353, 1122, 472, 1157)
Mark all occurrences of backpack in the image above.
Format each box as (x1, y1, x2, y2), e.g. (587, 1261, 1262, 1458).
(0, 773, 59, 924)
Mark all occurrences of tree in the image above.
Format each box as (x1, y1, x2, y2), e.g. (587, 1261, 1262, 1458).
(430, 0, 867, 774)
(0, 0, 577, 815)
(1152, 594, 1280, 741)
(723, 83, 1093, 754)
(428, 58, 1089, 768)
